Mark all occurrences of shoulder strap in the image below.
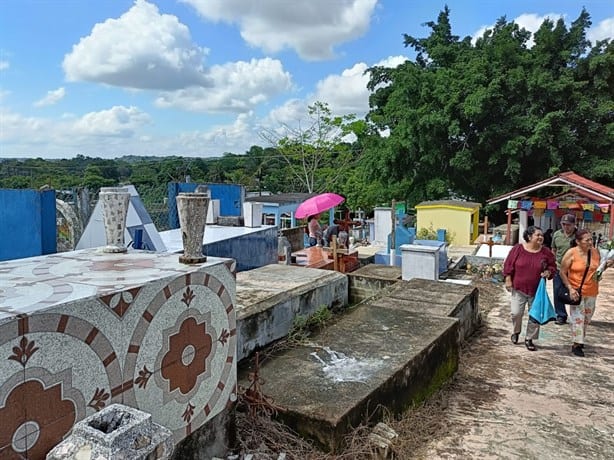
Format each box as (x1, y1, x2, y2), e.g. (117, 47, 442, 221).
(578, 248, 592, 294)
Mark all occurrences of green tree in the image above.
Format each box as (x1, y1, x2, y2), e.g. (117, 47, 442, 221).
(260, 101, 365, 193)
(364, 7, 613, 206)
(81, 164, 115, 190)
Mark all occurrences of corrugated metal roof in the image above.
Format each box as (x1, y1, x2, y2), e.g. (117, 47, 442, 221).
(244, 192, 317, 205)
(487, 171, 614, 205)
(416, 200, 481, 209)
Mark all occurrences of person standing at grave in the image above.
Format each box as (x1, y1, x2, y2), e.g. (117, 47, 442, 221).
(503, 226, 556, 351)
(551, 214, 578, 325)
(323, 220, 341, 247)
(307, 214, 322, 247)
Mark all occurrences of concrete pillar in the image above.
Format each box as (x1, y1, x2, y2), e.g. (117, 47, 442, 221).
(374, 207, 392, 246)
(519, 210, 528, 241)
(243, 202, 263, 227)
(206, 199, 220, 224)
(46, 404, 173, 460)
(400, 244, 439, 281)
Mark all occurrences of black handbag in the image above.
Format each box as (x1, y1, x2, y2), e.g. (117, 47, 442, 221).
(557, 249, 591, 306)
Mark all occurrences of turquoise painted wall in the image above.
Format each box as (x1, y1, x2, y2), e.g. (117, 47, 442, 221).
(0, 188, 57, 261)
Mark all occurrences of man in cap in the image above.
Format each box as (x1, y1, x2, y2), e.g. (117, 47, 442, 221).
(551, 214, 578, 324)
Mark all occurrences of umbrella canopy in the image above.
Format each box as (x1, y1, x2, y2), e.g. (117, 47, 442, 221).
(295, 193, 345, 219)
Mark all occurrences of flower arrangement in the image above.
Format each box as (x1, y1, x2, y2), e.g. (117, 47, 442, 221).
(466, 262, 504, 281)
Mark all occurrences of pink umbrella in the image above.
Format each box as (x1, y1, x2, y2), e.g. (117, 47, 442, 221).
(295, 193, 345, 219)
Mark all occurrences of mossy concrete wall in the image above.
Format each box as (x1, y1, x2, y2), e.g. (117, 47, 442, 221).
(235, 264, 348, 361)
(347, 264, 402, 304)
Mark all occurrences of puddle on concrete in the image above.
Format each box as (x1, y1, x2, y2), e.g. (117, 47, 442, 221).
(309, 345, 387, 384)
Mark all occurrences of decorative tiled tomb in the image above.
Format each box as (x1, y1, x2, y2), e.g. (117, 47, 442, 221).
(0, 249, 237, 459)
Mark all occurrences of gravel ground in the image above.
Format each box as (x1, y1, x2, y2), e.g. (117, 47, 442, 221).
(395, 271, 614, 460)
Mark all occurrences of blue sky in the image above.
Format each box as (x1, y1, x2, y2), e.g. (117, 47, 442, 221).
(0, 0, 612, 159)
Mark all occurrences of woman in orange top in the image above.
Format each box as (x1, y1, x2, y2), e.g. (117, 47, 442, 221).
(559, 228, 614, 357)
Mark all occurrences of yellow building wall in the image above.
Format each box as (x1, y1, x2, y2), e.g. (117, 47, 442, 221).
(416, 206, 479, 245)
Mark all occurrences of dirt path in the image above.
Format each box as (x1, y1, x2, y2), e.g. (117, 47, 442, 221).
(409, 270, 614, 459)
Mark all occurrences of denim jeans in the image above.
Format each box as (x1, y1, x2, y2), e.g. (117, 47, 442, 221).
(553, 273, 568, 320)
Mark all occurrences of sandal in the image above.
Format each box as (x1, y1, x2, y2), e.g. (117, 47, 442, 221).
(511, 333, 519, 344)
(572, 343, 585, 357)
(525, 339, 536, 351)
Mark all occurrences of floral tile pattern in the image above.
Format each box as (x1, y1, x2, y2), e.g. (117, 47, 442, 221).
(0, 249, 237, 458)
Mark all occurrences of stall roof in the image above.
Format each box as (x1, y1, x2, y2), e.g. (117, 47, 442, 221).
(487, 171, 614, 205)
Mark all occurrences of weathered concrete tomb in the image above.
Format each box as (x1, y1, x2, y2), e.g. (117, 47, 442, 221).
(240, 305, 459, 452)
(238, 266, 480, 452)
(346, 264, 402, 304)
(235, 264, 348, 361)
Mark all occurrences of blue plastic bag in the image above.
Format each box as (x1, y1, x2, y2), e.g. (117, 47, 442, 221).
(529, 278, 556, 325)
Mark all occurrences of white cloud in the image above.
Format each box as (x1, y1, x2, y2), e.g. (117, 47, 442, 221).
(267, 99, 307, 126)
(154, 57, 292, 112)
(0, 60, 9, 71)
(72, 106, 151, 137)
(313, 55, 407, 116)
(256, 55, 407, 141)
(0, 105, 253, 158)
(34, 87, 66, 107)
(62, 0, 210, 90)
(588, 17, 614, 44)
(177, 112, 256, 152)
(181, 0, 378, 60)
(0, 110, 51, 145)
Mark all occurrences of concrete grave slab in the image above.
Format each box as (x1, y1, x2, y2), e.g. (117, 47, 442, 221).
(371, 278, 480, 341)
(239, 305, 459, 452)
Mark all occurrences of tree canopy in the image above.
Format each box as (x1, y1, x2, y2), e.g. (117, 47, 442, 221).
(362, 6, 613, 206)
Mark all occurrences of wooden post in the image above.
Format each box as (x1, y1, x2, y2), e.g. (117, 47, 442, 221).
(609, 203, 614, 239)
(506, 208, 512, 245)
(331, 235, 339, 272)
(487, 238, 494, 258)
(390, 200, 396, 266)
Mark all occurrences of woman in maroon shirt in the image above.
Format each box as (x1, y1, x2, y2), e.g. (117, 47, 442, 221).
(503, 226, 557, 351)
